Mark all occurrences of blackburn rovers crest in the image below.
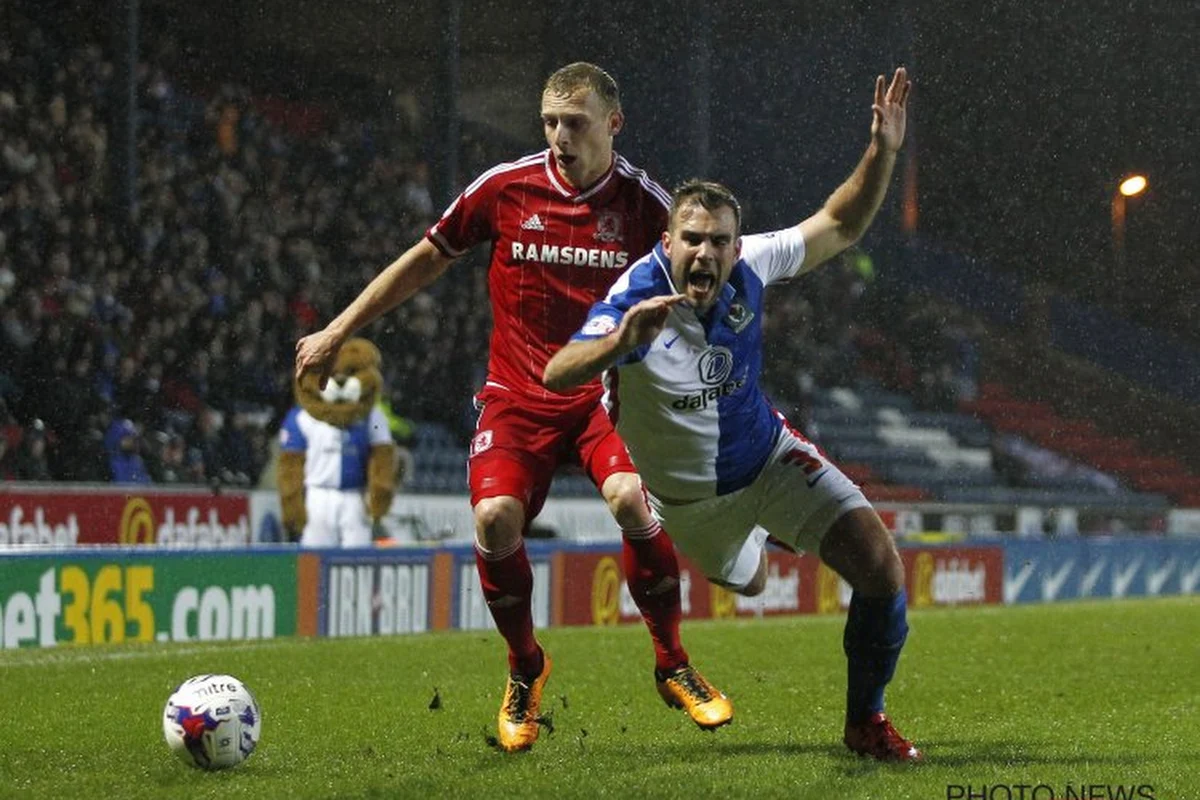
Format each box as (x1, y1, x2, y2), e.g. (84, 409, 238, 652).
(725, 301, 755, 333)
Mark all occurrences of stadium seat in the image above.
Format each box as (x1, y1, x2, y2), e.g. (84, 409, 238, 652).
(862, 484, 933, 503)
(964, 380, 1200, 505)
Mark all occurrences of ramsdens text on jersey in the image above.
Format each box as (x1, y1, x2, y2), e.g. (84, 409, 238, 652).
(511, 242, 630, 269)
(671, 377, 747, 410)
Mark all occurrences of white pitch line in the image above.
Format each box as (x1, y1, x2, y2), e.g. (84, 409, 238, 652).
(0, 637, 309, 668)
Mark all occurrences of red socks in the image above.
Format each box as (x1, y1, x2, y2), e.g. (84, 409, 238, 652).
(476, 523, 688, 677)
(475, 540, 541, 677)
(622, 522, 689, 672)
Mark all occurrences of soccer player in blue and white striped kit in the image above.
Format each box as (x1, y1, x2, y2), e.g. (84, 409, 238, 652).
(545, 68, 920, 761)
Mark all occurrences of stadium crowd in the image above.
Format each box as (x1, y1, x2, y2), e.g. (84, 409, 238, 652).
(760, 249, 983, 435)
(0, 16, 495, 486)
(0, 15, 976, 489)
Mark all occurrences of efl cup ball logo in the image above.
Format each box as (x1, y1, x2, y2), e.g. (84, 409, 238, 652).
(162, 674, 262, 770)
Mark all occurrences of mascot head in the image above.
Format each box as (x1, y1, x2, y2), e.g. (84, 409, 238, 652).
(295, 337, 384, 429)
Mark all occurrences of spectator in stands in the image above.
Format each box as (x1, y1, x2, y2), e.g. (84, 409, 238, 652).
(15, 420, 52, 481)
(53, 413, 110, 483)
(0, 12, 478, 485)
(146, 430, 180, 483)
(0, 416, 21, 481)
(891, 296, 984, 412)
(106, 417, 150, 484)
(219, 410, 263, 486)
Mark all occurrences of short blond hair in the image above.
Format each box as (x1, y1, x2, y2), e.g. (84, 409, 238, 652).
(543, 62, 621, 112)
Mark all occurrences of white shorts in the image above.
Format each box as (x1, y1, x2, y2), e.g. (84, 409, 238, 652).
(646, 425, 871, 589)
(301, 486, 372, 548)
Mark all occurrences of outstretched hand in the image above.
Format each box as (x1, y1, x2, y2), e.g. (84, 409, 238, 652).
(871, 67, 911, 152)
(295, 329, 342, 389)
(616, 294, 690, 351)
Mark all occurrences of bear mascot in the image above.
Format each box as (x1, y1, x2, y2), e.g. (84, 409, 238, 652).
(278, 338, 396, 547)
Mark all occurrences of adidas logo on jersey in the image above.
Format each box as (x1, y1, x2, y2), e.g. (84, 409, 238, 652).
(520, 214, 546, 231)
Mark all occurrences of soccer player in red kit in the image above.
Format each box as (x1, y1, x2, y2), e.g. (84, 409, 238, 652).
(295, 63, 731, 752)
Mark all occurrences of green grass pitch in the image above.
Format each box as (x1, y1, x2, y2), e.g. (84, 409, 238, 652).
(2, 597, 1198, 799)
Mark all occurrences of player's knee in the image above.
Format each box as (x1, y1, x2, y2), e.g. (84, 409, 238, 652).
(599, 472, 647, 524)
(820, 508, 904, 596)
(863, 542, 905, 596)
(473, 496, 525, 551)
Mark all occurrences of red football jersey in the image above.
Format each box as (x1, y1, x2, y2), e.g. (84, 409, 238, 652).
(426, 149, 670, 409)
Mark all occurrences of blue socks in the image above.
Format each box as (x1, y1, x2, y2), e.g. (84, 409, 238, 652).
(843, 589, 909, 724)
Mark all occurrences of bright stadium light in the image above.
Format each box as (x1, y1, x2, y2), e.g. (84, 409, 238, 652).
(1111, 174, 1149, 280)
(1119, 175, 1148, 197)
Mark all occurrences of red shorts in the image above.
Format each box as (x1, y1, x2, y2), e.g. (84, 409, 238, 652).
(468, 384, 634, 520)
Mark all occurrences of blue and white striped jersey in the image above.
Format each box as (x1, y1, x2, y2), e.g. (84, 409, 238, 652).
(572, 227, 807, 501)
(279, 406, 393, 490)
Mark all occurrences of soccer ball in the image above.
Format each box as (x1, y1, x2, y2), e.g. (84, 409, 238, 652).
(162, 674, 262, 770)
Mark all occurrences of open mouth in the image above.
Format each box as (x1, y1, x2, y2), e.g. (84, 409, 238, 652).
(687, 270, 716, 293)
(556, 153, 577, 167)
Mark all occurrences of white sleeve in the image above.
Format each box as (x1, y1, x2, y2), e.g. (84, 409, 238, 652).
(739, 226, 807, 286)
(367, 406, 394, 446)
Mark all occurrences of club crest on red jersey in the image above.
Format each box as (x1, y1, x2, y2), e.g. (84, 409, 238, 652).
(593, 211, 625, 244)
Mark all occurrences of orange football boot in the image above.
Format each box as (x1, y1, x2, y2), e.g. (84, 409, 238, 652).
(656, 664, 733, 730)
(497, 651, 552, 752)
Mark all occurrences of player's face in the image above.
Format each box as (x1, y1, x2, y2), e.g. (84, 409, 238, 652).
(541, 88, 623, 190)
(663, 203, 741, 314)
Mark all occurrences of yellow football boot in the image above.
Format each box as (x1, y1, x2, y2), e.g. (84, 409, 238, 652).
(655, 664, 733, 730)
(497, 651, 552, 752)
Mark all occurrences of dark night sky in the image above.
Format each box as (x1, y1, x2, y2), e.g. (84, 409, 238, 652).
(562, 0, 1200, 338)
(911, 0, 1199, 328)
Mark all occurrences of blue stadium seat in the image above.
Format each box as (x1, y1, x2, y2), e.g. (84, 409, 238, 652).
(900, 411, 993, 447)
(854, 386, 915, 412)
(938, 486, 1170, 510)
(883, 463, 997, 491)
(829, 442, 935, 468)
(811, 407, 875, 427)
(810, 423, 884, 445)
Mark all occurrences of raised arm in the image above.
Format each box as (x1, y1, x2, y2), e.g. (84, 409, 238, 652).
(543, 294, 689, 391)
(797, 67, 911, 273)
(295, 238, 454, 386)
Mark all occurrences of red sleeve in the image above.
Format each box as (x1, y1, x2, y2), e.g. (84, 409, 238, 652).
(425, 173, 498, 258)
